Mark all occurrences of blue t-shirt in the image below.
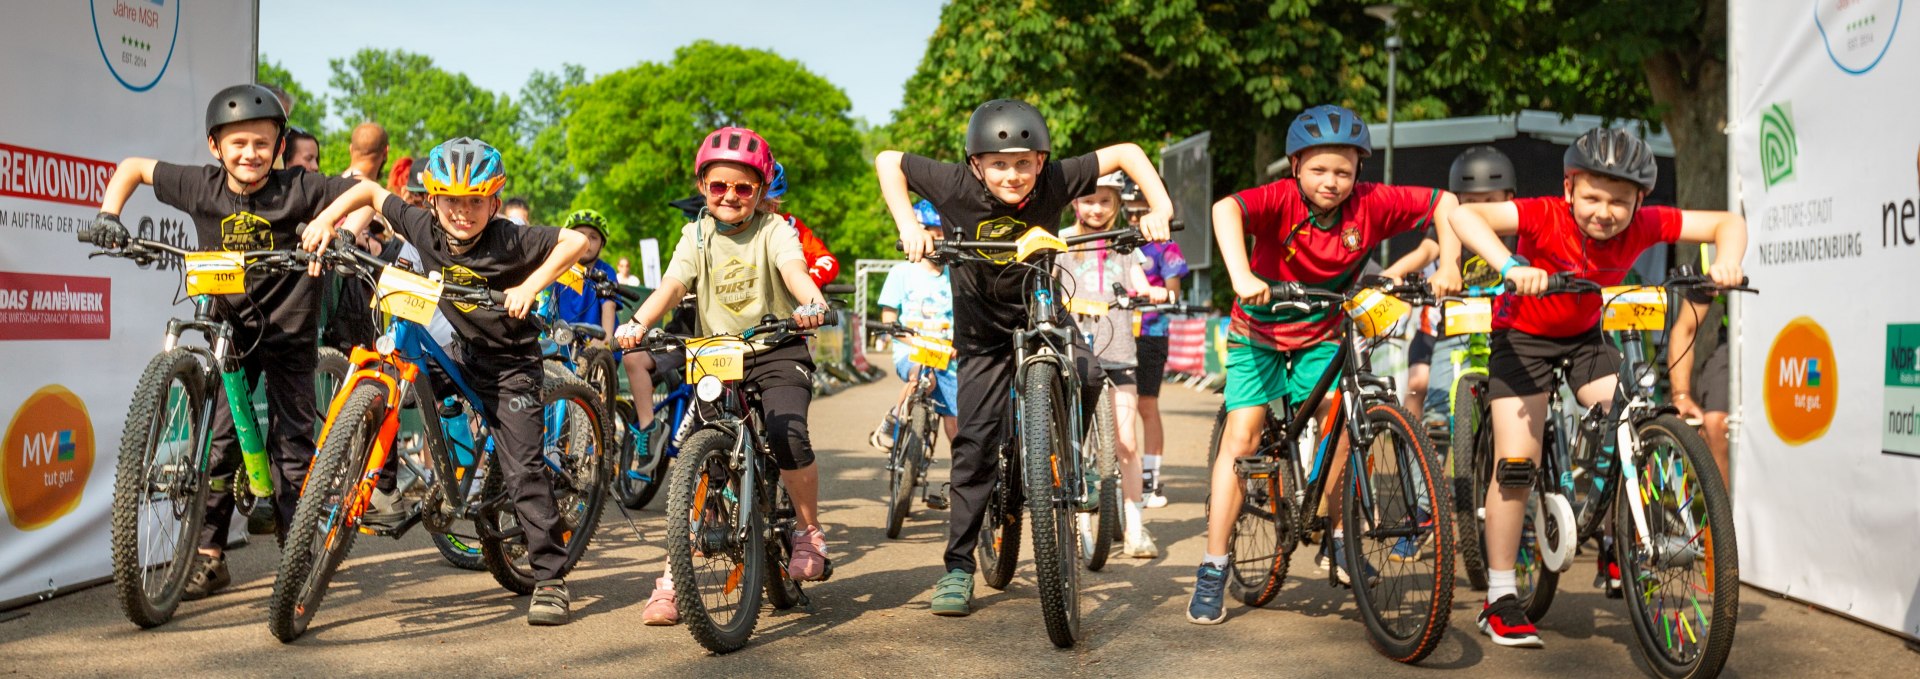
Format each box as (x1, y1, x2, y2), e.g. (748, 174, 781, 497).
(877, 262, 953, 352)
(552, 259, 619, 326)
(1138, 241, 1190, 337)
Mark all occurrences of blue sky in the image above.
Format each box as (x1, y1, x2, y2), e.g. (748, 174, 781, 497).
(259, 0, 945, 126)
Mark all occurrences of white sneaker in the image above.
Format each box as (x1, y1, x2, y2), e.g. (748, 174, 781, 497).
(1143, 489, 1169, 509)
(1123, 528, 1160, 558)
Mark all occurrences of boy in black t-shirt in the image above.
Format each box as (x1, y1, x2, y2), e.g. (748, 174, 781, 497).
(89, 84, 365, 601)
(875, 99, 1175, 617)
(308, 137, 588, 626)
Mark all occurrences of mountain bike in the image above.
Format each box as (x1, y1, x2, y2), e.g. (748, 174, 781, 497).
(648, 315, 836, 653)
(869, 321, 954, 539)
(79, 228, 344, 629)
(1209, 275, 1455, 663)
(267, 245, 610, 642)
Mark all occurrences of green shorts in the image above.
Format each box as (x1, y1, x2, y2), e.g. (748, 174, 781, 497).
(1224, 340, 1340, 412)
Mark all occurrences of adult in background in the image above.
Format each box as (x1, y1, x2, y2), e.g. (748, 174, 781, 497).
(616, 256, 641, 286)
(281, 127, 320, 173)
(503, 196, 532, 225)
(342, 122, 388, 182)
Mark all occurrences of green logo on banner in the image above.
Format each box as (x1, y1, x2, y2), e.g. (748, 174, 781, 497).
(1888, 324, 1920, 388)
(1759, 102, 1798, 189)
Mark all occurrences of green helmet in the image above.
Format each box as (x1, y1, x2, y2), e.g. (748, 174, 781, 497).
(563, 209, 609, 237)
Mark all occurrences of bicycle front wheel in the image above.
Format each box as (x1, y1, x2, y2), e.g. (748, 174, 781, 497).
(1344, 401, 1454, 664)
(268, 381, 386, 642)
(667, 428, 765, 654)
(1616, 415, 1737, 679)
(1020, 365, 1080, 648)
(615, 398, 670, 510)
(1451, 373, 1489, 591)
(110, 348, 209, 628)
(884, 399, 928, 539)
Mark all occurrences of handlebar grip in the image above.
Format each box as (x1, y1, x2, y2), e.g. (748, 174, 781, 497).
(574, 324, 607, 341)
(75, 226, 95, 243)
(1170, 219, 1186, 233)
(612, 285, 644, 303)
(822, 284, 854, 295)
(1267, 282, 1304, 302)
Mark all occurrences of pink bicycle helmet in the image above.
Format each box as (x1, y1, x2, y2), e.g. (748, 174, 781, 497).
(694, 127, 776, 181)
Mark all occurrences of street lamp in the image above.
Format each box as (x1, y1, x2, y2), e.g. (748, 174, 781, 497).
(1366, 4, 1402, 185)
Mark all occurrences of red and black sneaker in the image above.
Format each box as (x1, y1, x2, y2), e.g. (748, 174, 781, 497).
(1478, 594, 1545, 648)
(1595, 549, 1624, 599)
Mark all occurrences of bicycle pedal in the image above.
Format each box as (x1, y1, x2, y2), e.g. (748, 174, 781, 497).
(1233, 458, 1282, 477)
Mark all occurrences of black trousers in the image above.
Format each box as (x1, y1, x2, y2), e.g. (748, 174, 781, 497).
(944, 334, 1102, 573)
(443, 345, 571, 581)
(200, 331, 318, 550)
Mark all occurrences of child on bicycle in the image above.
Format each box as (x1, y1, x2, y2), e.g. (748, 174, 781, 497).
(877, 98, 1175, 617)
(87, 84, 369, 601)
(1419, 146, 1519, 430)
(1061, 172, 1169, 558)
(868, 199, 959, 510)
(550, 209, 621, 341)
(613, 127, 832, 625)
(306, 137, 591, 626)
(1441, 127, 1746, 648)
(1188, 104, 1458, 625)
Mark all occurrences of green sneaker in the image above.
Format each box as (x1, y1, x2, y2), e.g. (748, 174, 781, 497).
(930, 568, 973, 617)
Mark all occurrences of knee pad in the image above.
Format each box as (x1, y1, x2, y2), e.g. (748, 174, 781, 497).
(1496, 457, 1536, 489)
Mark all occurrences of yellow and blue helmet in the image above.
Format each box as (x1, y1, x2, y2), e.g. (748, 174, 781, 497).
(422, 137, 506, 197)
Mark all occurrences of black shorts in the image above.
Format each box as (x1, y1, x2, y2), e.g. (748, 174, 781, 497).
(1136, 335, 1169, 397)
(1487, 328, 1621, 399)
(1694, 342, 1730, 413)
(647, 347, 688, 385)
(1408, 330, 1435, 367)
(1105, 366, 1138, 388)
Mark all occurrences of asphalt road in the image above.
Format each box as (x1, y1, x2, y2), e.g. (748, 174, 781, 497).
(2, 373, 1915, 677)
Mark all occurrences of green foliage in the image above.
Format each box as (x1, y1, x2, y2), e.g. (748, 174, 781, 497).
(327, 49, 523, 163)
(257, 56, 327, 133)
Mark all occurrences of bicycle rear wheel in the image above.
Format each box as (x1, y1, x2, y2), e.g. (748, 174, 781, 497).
(1451, 373, 1489, 591)
(479, 370, 611, 594)
(615, 398, 670, 510)
(1344, 401, 1454, 664)
(1616, 415, 1737, 679)
(667, 429, 765, 654)
(110, 348, 209, 628)
(978, 444, 1023, 590)
(1078, 384, 1117, 572)
(1207, 405, 1297, 607)
(1021, 365, 1080, 648)
(268, 382, 385, 642)
(884, 399, 928, 539)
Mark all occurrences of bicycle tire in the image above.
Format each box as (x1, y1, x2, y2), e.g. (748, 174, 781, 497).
(267, 382, 385, 642)
(1344, 401, 1454, 664)
(578, 346, 620, 415)
(977, 442, 1023, 590)
(1081, 384, 1118, 571)
(110, 348, 209, 628)
(765, 491, 804, 611)
(1616, 415, 1737, 679)
(667, 428, 764, 653)
(884, 400, 926, 539)
(1021, 365, 1080, 648)
(479, 370, 612, 595)
(1457, 374, 1491, 591)
(1207, 405, 1296, 607)
(615, 398, 671, 510)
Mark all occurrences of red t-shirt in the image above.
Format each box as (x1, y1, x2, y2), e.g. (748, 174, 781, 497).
(1493, 197, 1684, 337)
(784, 214, 839, 287)
(1229, 180, 1439, 349)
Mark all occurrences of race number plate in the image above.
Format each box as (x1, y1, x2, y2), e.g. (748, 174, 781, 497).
(183, 252, 245, 296)
(1442, 297, 1493, 336)
(1344, 287, 1410, 339)
(557, 264, 586, 294)
(686, 336, 749, 383)
(1602, 286, 1666, 331)
(1013, 227, 1068, 262)
(373, 265, 444, 326)
(1067, 297, 1110, 317)
(907, 336, 956, 371)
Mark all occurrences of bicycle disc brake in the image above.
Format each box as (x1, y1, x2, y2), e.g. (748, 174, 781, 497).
(1538, 492, 1578, 573)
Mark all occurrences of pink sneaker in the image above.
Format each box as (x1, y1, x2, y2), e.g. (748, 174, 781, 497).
(641, 577, 678, 626)
(787, 527, 830, 581)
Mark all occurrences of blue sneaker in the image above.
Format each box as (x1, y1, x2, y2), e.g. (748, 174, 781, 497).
(1186, 564, 1228, 625)
(1388, 509, 1434, 563)
(1331, 538, 1381, 587)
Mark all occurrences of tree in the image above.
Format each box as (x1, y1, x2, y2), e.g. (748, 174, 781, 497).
(1403, 1, 1726, 210)
(257, 56, 327, 133)
(506, 65, 587, 225)
(565, 41, 892, 267)
(327, 49, 523, 167)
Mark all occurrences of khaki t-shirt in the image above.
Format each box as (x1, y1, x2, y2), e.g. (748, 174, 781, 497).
(663, 212, 805, 338)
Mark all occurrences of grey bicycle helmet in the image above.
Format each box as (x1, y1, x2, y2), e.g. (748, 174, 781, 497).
(1449, 146, 1517, 194)
(965, 99, 1051, 156)
(205, 83, 287, 139)
(1564, 127, 1657, 192)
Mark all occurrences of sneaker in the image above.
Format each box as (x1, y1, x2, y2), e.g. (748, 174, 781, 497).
(787, 526, 830, 581)
(641, 577, 678, 626)
(923, 483, 949, 510)
(1186, 564, 1228, 624)
(1123, 528, 1161, 559)
(930, 569, 973, 617)
(528, 579, 571, 626)
(361, 486, 409, 532)
(180, 552, 231, 601)
(1144, 486, 1169, 509)
(1388, 509, 1434, 563)
(1478, 594, 1544, 648)
(1595, 550, 1623, 599)
(868, 411, 899, 450)
(1330, 538, 1380, 587)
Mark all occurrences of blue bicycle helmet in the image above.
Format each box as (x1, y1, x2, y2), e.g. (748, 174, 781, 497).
(1285, 105, 1373, 158)
(766, 162, 788, 199)
(912, 199, 942, 227)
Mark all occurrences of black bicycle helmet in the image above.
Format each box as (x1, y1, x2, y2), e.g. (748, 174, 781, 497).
(965, 99, 1051, 156)
(205, 83, 287, 139)
(1449, 146, 1517, 194)
(1563, 127, 1657, 192)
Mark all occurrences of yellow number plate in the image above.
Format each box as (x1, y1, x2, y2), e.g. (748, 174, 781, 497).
(1442, 297, 1492, 336)
(1067, 297, 1110, 317)
(557, 264, 586, 294)
(1602, 286, 1667, 331)
(686, 336, 749, 383)
(183, 252, 245, 296)
(373, 265, 444, 326)
(907, 336, 956, 371)
(1013, 227, 1068, 262)
(1344, 288, 1410, 339)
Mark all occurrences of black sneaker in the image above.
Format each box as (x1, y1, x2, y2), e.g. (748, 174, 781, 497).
(528, 579, 571, 626)
(181, 552, 231, 601)
(1478, 594, 1545, 648)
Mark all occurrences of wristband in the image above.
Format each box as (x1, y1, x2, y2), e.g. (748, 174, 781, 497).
(1500, 255, 1530, 279)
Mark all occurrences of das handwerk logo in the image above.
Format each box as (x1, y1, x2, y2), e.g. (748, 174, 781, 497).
(2, 385, 96, 531)
(1765, 317, 1839, 446)
(1759, 102, 1797, 189)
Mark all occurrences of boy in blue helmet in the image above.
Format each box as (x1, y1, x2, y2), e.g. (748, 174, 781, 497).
(1187, 104, 1458, 625)
(868, 199, 959, 510)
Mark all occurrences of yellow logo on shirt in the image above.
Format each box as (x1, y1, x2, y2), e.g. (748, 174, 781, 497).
(713, 256, 759, 313)
(442, 264, 488, 313)
(220, 211, 273, 251)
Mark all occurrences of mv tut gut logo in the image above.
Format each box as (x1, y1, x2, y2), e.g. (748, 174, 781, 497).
(2, 385, 96, 531)
(1764, 317, 1838, 446)
(1758, 102, 1797, 189)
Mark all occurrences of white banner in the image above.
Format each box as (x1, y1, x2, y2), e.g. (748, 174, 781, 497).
(1731, 0, 1920, 637)
(0, 2, 255, 605)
